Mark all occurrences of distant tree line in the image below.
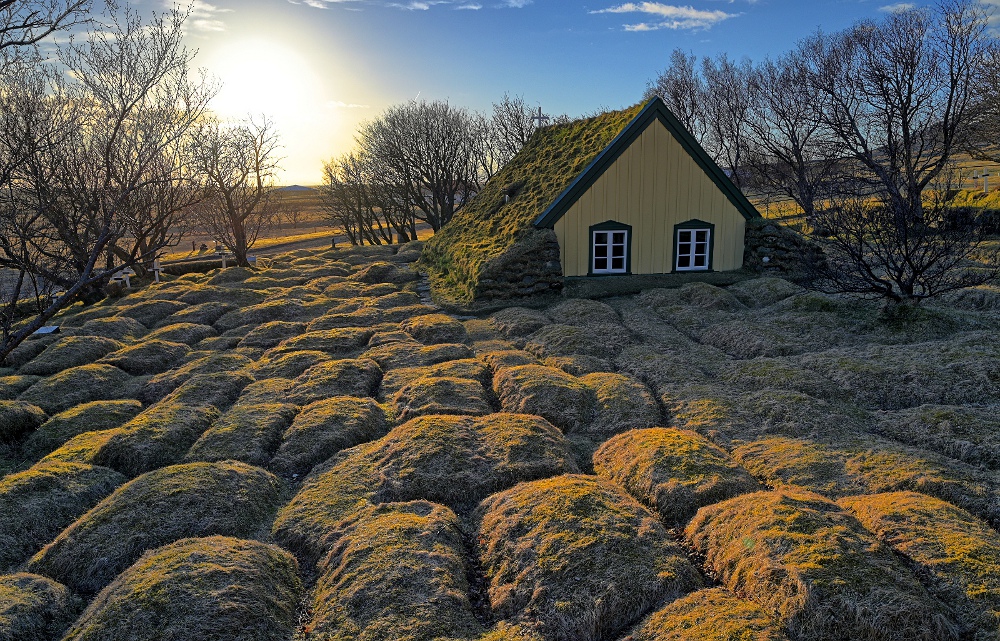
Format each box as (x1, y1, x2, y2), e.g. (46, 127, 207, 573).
(648, 0, 1000, 305)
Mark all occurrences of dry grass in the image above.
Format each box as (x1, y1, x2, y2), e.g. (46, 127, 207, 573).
(685, 488, 962, 640)
(98, 339, 190, 375)
(349, 261, 419, 285)
(237, 321, 308, 349)
(287, 358, 382, 405)
(174, 285, 265, 308)
(525, 322, 633, 360)
(19, 365, 135, 414)
(579, 372, 660, 438)
(28, 460, 282, 595)
(0, 400, 47, 448)
(489, 307, 550, 338)
(214, 299, 307, 332)
(477, 349, 539, 372)
(839, 491, 1000, 639)
(474, 474, 702, 641)
(270, 396, 388, 476)
(79, 316, 148, 342)
(0, 573, 76, 641)
(594, 428, 760, 526)
(273, 413, 576, 564)
(236, 378, 294, 406)
(726, 277, 804, 308)
(494, 364, 596, 433)
(277, 327, 374, 355)
(627, 588, 788, 641)
(874, 404, 1000, 469)
(113, 300, 188, 328)
(0, 461, 125, 570)
(306, 501, 484, 641)
(393, 376, 493, 422)
(362, 341, 475, 371)
(155, 301, 233, 328)
(399, 313, 467, 345)
(380, 358, 490, 400)
(62, 536, 302, 641)
(252, 349, 330, 379)
(161, 370, 253, 410)
(0, 375, 41, 402)
(139, 353, 252, 404)
(19, 336, 124, 376)
(143, 322, 217, 346)
(184, 403, 298, 467)
(21, 400, 142, 461)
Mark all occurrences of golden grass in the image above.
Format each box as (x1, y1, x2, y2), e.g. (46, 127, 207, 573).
(139, 352, 253, 404)
(594, 428, 760, 526)
(580, 372, 660, 438)
(362, 341, 475, 371)
(287, 358, 382, 405)
(19, 336, 125, 376)
(62, 536, 302, 641)
(348, 261, 419, 285)
(277, 327, 374, 356)
(399, 313, 468, 345)
(19, 365, 135, 415)
(161, 370, 253, 410)
(98, 339, 190, 375)
(627, 588, 788, 641)
(252, 349, 330, 379)
(474, 474, 702, 641)
(380, 358, 490, 400)
(184, 403, 298, 467)
(392, 376, 493, 422)
(273, 413, 577, 564)
(0, 573, 76, 641)
(306, 501, 484, 641)
(270, 396, 388, 476)
(0, 400, 48, 448)
(79, 316, 148, 342)
(21, 400, 142, 461)
(0, 375, 41, 401)
(685, 488, 962, 640)
(214, 299, 307, 332)
(143, 322, 217, 346)
(494, 364, 596, 433)
(112, 299, 188, 328)
(0, 461, 125, 570)
(236, 378, 294, 406)
(237, 321, 307, 349)
(28, 461, 282, 595)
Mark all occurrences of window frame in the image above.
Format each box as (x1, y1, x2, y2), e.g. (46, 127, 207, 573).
(672, 219, 715, 272)
(588, 220, 632, 276)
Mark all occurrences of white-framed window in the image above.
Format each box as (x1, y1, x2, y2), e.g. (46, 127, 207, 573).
(592, 229, 628, 274)
(675, 228, 711, 271)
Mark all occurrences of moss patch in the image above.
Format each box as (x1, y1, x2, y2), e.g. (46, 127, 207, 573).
(20, 336, 124, 376)
(393, 376, 493, 422)
(685, 488, 962, 641)
(185, 403, 298, 467)
(29, 461, 282, 595)
(21, 400, 142, 461)
(0, 461, 125, 570)
(19, 365, 135, 414)
(288, 358, 382, 405)
(494, 364, 596, 433)
(62, 536, 302, 641)
(475, 474, 702, 641)
(307, 501, 484, 641)
(594, 428, 760, 526)
(0, 573, 76, 641)
(98, 339, 190, 375)
(628, 587, 788, 641)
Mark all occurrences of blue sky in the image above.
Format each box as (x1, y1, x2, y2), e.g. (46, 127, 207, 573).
(159, 0, 990, 183)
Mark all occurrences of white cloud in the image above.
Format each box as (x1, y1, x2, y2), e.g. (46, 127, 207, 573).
(498, 0, 531, 7)
(326, 100, 370, 109)
(878, 3, 916, 12)
(592, 2, 735, 30)
(167, 0, 231, 31)
(456, 3, 482, 8)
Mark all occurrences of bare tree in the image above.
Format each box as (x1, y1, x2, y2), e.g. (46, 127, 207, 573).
(700, 54, 756, 189)
(645, 49, 708, 146)
(0, 0, 90, 53)
(481, 92, 537, 179)
(189, 116, 282, 266)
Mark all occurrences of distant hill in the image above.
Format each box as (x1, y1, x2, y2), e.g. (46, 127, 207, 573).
(276, 185, 316, 192)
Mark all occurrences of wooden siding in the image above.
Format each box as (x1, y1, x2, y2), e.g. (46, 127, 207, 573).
(554, 118, 747, 277)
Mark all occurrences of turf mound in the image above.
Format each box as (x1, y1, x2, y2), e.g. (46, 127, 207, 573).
(62, 536, 302, 641)
(364, 290, 422, 309)
(236, 378, 295, 406)
(3, 338, 55, 369)
(474, 474, 702, 641)
(273, 413, 576, 563)
(29, 461, 282, 595)
(0, 462, 125, 570)
(252, 349, 330, 379)
(21, 400, 143, 460)
(839, 491, 1000, 639)
(725, 277, 804, 308)
(525, 322, 633, 359)
(0, 375, 41, 400)
(113, 300, 188, 327)
(140, 353, 253, 404)
(307, 501, 484, 641)
(875, 404, 1000, 469)
(349, 261, 418, 284)
(79, 316, 148, 342)
(494, 364, 596, 433)
(580, 372, 660, 438)
(175, 285, 267, 308)
(156, 300, 234, 327)
(277, 327, 374, 355)
(628, 587, 788, 641)
(362, 341, 474, 370)
(162, 371, 253, 410)
(185, 403, 298, 467)
(477, 349, 539, 372)
(19, 336, 124, 376)
(594, 428, 760, 526)
(98, 339, 190, 375)
(143, 322, 217, 346)
(399, 313, 467, 345)
(489, 307, 550, 338)
(287, 358, 382, 404)
(719, 358, 846, 401)
(238, 321, 308, 349)
(271, 397, 388, 476)
(685, 488, 962, 641)
(0, 400, 47, 447)
(0, 573, 75, 641)
(380, 358, 490, 399)
(393, 376, 493, 422)
(546, 298, 622, 326)
(214, 299, 307, 332)
(19, 365, 134, 414)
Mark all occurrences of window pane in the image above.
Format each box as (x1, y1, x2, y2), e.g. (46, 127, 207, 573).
(595, 232, 608, 244)
(595, 258, 607, 270)
(678, 242, 691, 255)
(677, 256, 690, 268)
(679, 230, 692, 243)
(612, 257, 624, 270)
(612, 232, 626, 244)
(696, 230, 708, 243)
(612, 245, 625, 258)
(694, 255, 707, 267)
(595, 245, 607, 258)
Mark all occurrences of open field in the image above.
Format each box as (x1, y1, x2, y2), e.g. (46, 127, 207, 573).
(0, 245, 999, 640)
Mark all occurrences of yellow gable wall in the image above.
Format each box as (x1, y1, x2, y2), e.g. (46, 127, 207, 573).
(554, 118, 749, 277)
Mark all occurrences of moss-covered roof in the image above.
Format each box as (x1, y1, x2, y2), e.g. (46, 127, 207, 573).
(419, 103, 645, 305)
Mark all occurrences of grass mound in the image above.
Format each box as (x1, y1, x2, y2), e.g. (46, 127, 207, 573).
(685, 488, 962, 641)
(580, 372, 660, 438)
(0, 400, 47, 447)
(29, 461, 282, 595)
(399, 313, 467, 345)
(720, 358, 845, 401)
(474, 474, 702, 641)
(380, 358, 490, 399)
(477, 349, 539, 372)
(628, 587, 788, 641)
(143, 322, 217, 346)
(364, 290, 422, 309)
(113, 300, 188, 328)
(271, 397, 388, 476)
(156, 300, 234, 327)
(875, 404, 1000, 469)
(0, 375, 41, 400)
(21, 400, 143, 460)
(594, 428, 760, 526)
(274, 413, 576, 563)
(0, 573, 75, 641)
(278, 327, 374, 355)
(349, 261, 418, 284)
(140, 353, 253, 404)
(307, 501, 484, 641)
(252, 349, 330, 379)
(3, 338, 54, 369)
(79, 316, 147, 342)
(0, 461, 125, 570)
(214, 299, 306, 332)
(393, 376, 493, 422)
(62, 536, 302, 641)
(175, 285, 266, 308)
(238, 321, 308, 349)
(726, 277, 804, 308)
(490, 307, 550, 338)
(185, 403, 298, 467)
(362, 341, 474, 370)
(163, 371, 253, 410)
(288, 358, 382, 405)
(236, 378, 294, 406)
(839, 491, 1000, 639)
(494, 364, 596, 433)
(546, 298, 622, 326)
(98, 339, 190, 375)
(19, 365, 134, 414)
(525, 322, 633, 359)
(19, 336, 124, 376)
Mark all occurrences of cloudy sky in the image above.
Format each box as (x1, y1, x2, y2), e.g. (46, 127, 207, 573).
(148, 0, 992, 184)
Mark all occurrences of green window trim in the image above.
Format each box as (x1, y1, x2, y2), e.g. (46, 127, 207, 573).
(588, 220, 632, 276)
(672, 219, 715, 272)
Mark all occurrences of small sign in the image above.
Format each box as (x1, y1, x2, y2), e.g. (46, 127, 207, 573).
(32, 326, 60, 336)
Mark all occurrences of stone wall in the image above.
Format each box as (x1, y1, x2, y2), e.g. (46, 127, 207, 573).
(474, 228, 564, 301)
(743, 217, 825, 279)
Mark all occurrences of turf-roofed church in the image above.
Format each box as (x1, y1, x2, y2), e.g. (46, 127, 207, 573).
(420, 96, 761, 305)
